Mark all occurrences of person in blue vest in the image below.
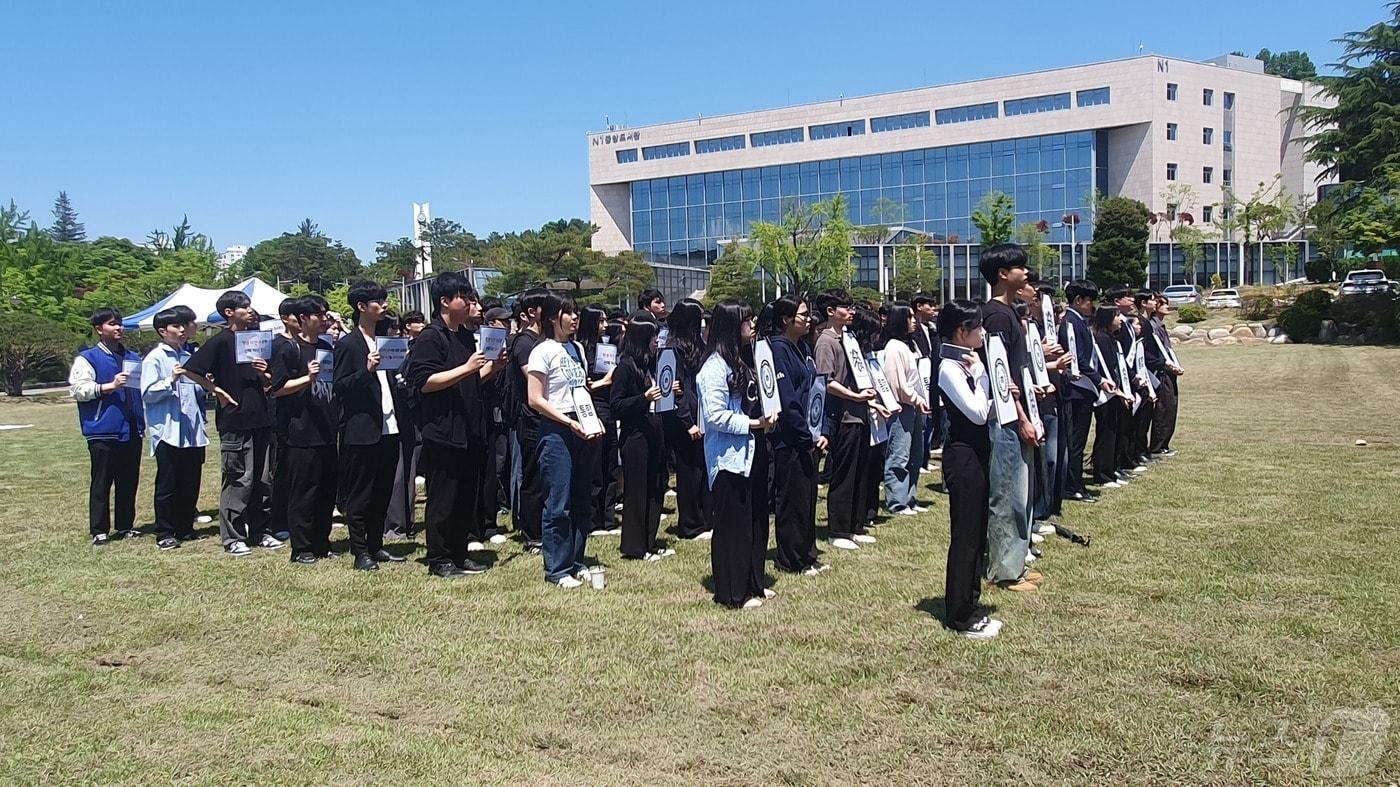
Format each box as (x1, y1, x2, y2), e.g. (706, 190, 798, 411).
(69, 306, 147, 546)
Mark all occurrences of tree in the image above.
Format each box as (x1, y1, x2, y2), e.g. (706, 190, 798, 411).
(1086, 196, 1151, 288)
(485, 219, 653, 304)
(2, 199, 31, 244)
(1314, 168, 1400, 254)
(746, 194, 856, 297)
(1173, 223, 1210, 285)
(890, 243, 942, 300)
(0, 312, 78, 396)
(369, 238, 420, 284)
(232, 220, 363, 292)
(0, 225, 90, 333)
(1012, 221, 1057, 281)
(1256, 48, 1317, 80)
(1302, 4, 1400, 184)
(970, 191, 1016, 246)
(49, 191, 86, 242)
(703, 243, 763, 308)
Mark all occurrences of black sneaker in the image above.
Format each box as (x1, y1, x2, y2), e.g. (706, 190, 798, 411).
(176, 532, 206, 542)
(156, 537, 180, 551)
(457, 558, 488, 575)
(429, 563, 467, 579)
(92, 533, 110, 546)
(353, 553, 380, 571)
(290, 553, 318, 565)
(115, 529, 143, 540)
(372, 549, 407, 563)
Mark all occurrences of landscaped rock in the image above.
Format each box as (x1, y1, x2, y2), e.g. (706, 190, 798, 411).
(1182, 337, 1207, 346)
(1231, 325, 1256, 339)
(1319, 320, 1339, 343)
(1269, 334, 1292, 344)
(1211, 336, 1240, 346)
(1207, 327, 1231, 340)
(1249, 323, 1267, 338)
(1267, 326, 1280, 338)
(1239, 336, 1265, 346)
(1170, 325, 1194, 339)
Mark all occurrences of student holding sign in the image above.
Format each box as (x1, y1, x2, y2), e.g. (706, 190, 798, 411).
(879, 304, 931, 516)
(577, 305, 619, 535)
(527, 293, 604, 588)
(270, 297, 337, 564)
(1145, 293, 1182, 457)
(850, 308, 893, 529)
(661, 299, 710, 540)
(813, 290, 879, 551)
(1090, 306, 1131, 488)
(610, 312, 670, 561)
(69, 307, 146, 546)
(332, 282, 409, 571)
(1057, 280, 1110, 504)
(141, 306, 208, 550)
(697, 301, 778, 609)
(766, 296, 828, 576)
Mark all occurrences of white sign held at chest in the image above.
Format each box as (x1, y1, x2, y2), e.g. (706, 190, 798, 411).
(754, 340, 781, 418)
(865, 353, 900, 412)
(122, 359, 142, 390)
(235, 331, 273, 364)
(375, 337, 410, 371)
(654, 348, 678, 413)
(807, 374, 827, 442)
(841, 333, 874, 390)
(1026, 321, 1050, 387)
(593, 342, 617, 374)
(984, 336, 1018, 426)
(478, 326, 507, 359)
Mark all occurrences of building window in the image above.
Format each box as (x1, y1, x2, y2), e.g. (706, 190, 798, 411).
(1203, 205, 1213, 223)
(1203, 88, 1214, 106)
(1221, 205, 1232, 220)
(1223, 130, 1233, 151)
(1076, 87, 1111, 107)
(749, 128, 804, 147)
(935, 102, 999, 125)
(615, 148, 638, 164)
(1166, 123, 1178, 141)
(1167, 203, 1178, 221)
(1224, 92, 1235, 110)
(695, 135, 746, 155)
(1166, 162, 1177, 181)
(1203, 166, 1213, 184)
(810, 120, 866, 140)
(1223, 168, 1232, 186)
(1167, 82, 1178, 101)
(1003, 92, 1071, 116)
(642, 142, 690, 160)
(870, 111, 931, 133)
(1203, 127, 1214, 145)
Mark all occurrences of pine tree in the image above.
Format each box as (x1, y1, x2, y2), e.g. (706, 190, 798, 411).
(49, 191, 86, 242)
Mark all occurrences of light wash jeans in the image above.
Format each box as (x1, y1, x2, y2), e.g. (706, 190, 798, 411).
(537, 421, 592, 582)
(986, 422, 1031, 583)
(883, 408, 924, 511)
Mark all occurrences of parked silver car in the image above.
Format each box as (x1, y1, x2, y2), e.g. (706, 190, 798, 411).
(1162, 284, 1203, 306)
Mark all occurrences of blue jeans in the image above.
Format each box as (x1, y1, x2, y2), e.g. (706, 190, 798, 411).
(986, 422, 1031, 583)
(1034, 410, 1061, 521)
(883, 408, 924, 511)
(537, 421, 593, 582)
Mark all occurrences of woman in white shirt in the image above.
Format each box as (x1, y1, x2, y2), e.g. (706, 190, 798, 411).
(880, 304, 932, 515)
(526, 293, 604, 588)
(935, 301, 1003, 640)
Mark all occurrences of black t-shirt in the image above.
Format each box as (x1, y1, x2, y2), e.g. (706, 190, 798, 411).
(507, 329, 541, 429)
(183, 328, 273, 433)
(403, 320, 485, 447)
(269, 336, 337, 448)
(979, 300, 1029, 379)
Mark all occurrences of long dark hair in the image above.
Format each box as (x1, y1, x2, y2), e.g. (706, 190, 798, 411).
(538, 293, 577, 341)
(1090, 305, 1118, 339)
(880, 303, 915, 349)
(850, 307, 883, 355)
(666, 298, 705, 370)
(577, 304, 608, 351)
(619, 312, 658, 381)
(705, 300, 755, 395)
(768, 295, 806, 339)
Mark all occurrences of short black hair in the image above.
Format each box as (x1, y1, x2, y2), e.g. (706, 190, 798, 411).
(153, 308, 186, 332)
(936, 299, 982, 340)
(1064, 279, 1099, 303)
(428, 271, 477, 317)
(215, 290, 251, 319)
(1105, 286, 1133, 303)
(978, 243, 1028, 285)
(640, 288, 664, 307)
(277, 297, 297, 317)
(813, 288, 853, 318)
(89, 306, 122, 327)
(172, 305, 198, 325)
(288, 296, 324, 319)
(911, 292, 937, 307)
(399, 310, 425, 329)
(347, 280, 388, 318)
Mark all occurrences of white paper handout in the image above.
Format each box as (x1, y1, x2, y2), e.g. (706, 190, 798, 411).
(807, 374, 827, 442)
(122, 359, 141, 389)
(841, 332, 874, 390)
(754, 340, 781, 418)
(235, 330, 273, 364)
(654, 348, 678, 413)
(593, 342, 618, 374)
(478, 326, 507, 359)
(984, 336, 1018, 426)
(375, 337, 410, 371)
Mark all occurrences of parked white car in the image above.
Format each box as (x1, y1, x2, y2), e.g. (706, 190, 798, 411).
(1337, 269, 1394, 299)
(1204, 288, 1242, 309)
(1162, 284, 1203, 306)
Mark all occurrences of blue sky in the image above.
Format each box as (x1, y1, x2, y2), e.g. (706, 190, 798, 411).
(2, 0, 1383, 262)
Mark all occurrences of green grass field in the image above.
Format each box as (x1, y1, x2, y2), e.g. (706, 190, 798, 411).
(1, 345, 1397, 785)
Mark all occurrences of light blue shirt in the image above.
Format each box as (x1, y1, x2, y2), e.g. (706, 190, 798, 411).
(141, 342, 209, 454)
(696, 353, 754, 488)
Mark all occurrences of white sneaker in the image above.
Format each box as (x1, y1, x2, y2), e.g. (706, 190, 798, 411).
(195, 515, 213, 524)
(226, 542, 252, 556)
(613, 502, 624, 511)
(488, 533, 508, 545)
(1036, 522, 1056, 535)
(414, 476, 425, 486)
(643, 551, 663, 562)
(574, 567, 592, 582)
(1131, 465, 1149, 474)
(654, 548, 675, 557)
(894, 508, 918, 517)
(956, 617, 1002, 640)
(762, 588, 777, 599)
(741, 597, 763, 610)
(1025, 552, 1038, 563)
(923, 465, 937, 473)
(467, 541, 485, 552)
(258, 534, 285, 550)
(931, 448, 943, 458)
(912, 505, 929, 513)
(829, 537, 859, 550)
(852, 534, 877, 544)
(695, 530, 713, 540)
(1031, 533, 1044, 544)
(802, 565, 824, 576)
(554, 576, 583, 589)
(1100, 480, 1123, 489)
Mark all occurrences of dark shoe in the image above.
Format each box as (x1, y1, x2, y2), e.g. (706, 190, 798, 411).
(384, 529, 411, 541)
(429, 563, 467, 579)
(115, 529, 143, 540)
(156, 537, 180, 551)
(273, 530, 291, 541)
(457, 558, 488, 575)
(92, 533, 110, 546)
(353, 553, 380, 571)
(372, 549, 407, 563)
(320, 550, 340, 560)
(290, 553, 318, 565)
(176, 532, 205, 542)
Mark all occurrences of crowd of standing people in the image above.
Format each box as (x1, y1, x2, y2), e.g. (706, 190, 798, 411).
(69, 242, 1183, 638)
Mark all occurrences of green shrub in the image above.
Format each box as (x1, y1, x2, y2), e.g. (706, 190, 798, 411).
(1330, 293, 1400, 342)
(1237, 296, 1276, 321)
(1176, 304, 1208, 323)
(1277, 288, 1333, 342)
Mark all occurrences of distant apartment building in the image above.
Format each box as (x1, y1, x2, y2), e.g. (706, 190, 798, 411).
(216, 245, 249, 271)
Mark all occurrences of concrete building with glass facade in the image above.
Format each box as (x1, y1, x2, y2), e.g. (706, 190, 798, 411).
(587, 53, 1333, 299)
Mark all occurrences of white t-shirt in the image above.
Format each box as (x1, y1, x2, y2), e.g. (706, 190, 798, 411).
(527, 339, 587, 414)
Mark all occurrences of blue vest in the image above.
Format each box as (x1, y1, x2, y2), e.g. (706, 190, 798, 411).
(76, 345, 145, 442)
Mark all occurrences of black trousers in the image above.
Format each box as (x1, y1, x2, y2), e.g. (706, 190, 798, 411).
(664, 418, 709, 538)
(1092, 400, 1125, 484)
(87, 437, 142, 536)
(942, 441, 989, 630)
(270, 430, 290, 535)
(1064, 397, 1093, 496)
(772, 444, 818, 572)
(826, 420, 871, 539)
(153, 442, 204, 540)
(708, 464, 768, 607)
(619, 427, 665, 558)
(1149, 374, 1179, 452)
(514, 419, 543, 542)
(285, 444, 337, 556)
(1132, 394, 1155, 460)
(340, 435, 399, 557)
(473, 427, 508, 541)
(589, 415, 619, 532)
(865, 439, 885, 523)
(422, 440, 484, 569)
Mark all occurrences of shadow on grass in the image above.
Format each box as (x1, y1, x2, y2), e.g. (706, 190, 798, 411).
(914, 597, 999, 627)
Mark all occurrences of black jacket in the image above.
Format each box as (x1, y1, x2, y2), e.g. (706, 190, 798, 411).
(402, 319, 486, 448)
(333, 330, 393, 446)
(1059, 309, 1103, 400)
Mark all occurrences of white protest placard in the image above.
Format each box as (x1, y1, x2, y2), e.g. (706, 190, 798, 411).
(121, 359, 142, 390)
(1065, 323, 1082, 378)
(984, 335, 1018, 426)
(593, 342, 617, 374)
(840, 332, 874, 390)
(917, 356, 933, 396)
(869, 411, 890, 445)
(1134, 341, 1159, 395)
(315, 347, 335, 376)
(375, 337, 410, 371)
(570, 387, 605, 436)
(1022, 368, 1043, 439)
(865, 354, 900, 412)
(807, 374, 827, 442)
(754, 340, 781, 418)
(478, 326, 507, 359)
(1040, 294, 1055, 334)
(654, 348, 678, 413)
(657, 327, 669, 348)
(1152, 329, 1182, 371)
(1026, 322, 1050, 387)
(235, 330, 273, 364)
(1089, 338, 1112, 406)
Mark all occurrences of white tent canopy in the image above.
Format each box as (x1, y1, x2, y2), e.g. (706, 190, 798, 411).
(121, 277, 291, 330)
